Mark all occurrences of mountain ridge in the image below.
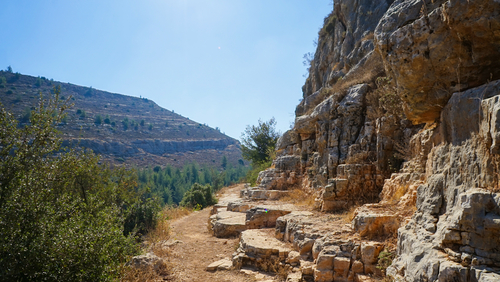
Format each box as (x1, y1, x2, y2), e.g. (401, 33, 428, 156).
(0, 71, 243, 168)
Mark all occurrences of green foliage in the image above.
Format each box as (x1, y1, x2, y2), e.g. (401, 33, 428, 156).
(136, 161, 248, 206)
(368, 77, 405, 120)
(85, 86, 94, 97)
(76, 109, 86, 119)
(245, 161, 273, 186)
(377, 249, 395, 275)
(140, 119, 145, 126)
(94, 114, 102, 125)
(148, 123, 153, 131)
(6, 65, 12, 73)
(0, 87, 142, 281)
(180, 183, 217, 209)
(20, 107, 31, 123)
(104, 115, 111, 124)
(319, 12, 337, 37)
(221, 155, 228, 170)
(122, 117, 129, 130)
(35, 76, 42, 87)
(0, 76, 6, 88)
(241, 117, 280, 165)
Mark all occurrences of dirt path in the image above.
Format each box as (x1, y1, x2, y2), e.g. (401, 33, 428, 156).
(167, 184, 270, 282)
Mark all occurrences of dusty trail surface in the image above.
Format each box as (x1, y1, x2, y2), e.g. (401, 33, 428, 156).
(167, 184, 263, 282)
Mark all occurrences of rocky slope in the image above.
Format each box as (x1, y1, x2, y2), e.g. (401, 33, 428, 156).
(0, 72, 241, 168)
(253, 0, 500, 281)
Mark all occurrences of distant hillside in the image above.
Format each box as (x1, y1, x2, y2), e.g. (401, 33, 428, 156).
(0, 71, 242, 168)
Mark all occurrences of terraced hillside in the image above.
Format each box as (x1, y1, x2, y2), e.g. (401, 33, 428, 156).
(0, 71, 242, 168)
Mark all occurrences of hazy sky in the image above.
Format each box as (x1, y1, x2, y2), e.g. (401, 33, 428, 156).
(0, 1, 332, 139)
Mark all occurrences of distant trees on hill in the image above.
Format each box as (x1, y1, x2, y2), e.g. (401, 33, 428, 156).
(136, 157, 248, 206)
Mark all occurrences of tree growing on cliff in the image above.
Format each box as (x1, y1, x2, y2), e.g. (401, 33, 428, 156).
(241, 117, 280, 165)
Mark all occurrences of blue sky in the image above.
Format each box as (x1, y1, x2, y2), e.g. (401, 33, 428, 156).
(0, 0, 332, 139)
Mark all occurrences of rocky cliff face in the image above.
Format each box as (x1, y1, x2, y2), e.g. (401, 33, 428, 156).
(260, 0, 500, 280)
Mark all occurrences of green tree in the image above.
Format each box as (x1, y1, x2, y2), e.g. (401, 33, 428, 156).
(94, 114, 102, 125)
(241, 117, 280, 165)
(0, 76, 6, 88)
(35, 76, 42, 87)
(85, 86, 93, 97)
(0, 87, 142, 281)
(221, 155, 228, 170)
(180, 183, 217, 208)
(6, 65, 12, 73)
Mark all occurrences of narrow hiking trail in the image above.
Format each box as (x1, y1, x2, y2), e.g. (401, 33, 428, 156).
(167, 184, 275, 282)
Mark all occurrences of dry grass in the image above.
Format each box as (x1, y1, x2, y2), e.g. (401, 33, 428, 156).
(340, 205, 360, 224)
(345, 151, 375, 164)
(257, 259, 290, 282)
(120, 205, 193, 281)
(280, 188, 317, 209)
(120, 262, 169, 282)
(304, 50, 385, 116)
(159, 205, 192, 221)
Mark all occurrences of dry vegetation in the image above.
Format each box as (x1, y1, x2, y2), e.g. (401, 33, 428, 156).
(279, 187, 317, 209)
(121, 206, 193, 281)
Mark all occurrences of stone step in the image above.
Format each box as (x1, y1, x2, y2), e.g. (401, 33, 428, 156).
(352, 204, 400, 238)
(246, 205, 294, 229)
(206, 258, 233, 272)
(233, 229, 292, 270)
(246, 189, 289, 200)
(209, 211, 247, 238)
(227, 201, 253, 213)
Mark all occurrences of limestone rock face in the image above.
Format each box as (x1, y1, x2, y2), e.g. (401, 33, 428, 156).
(388, 81, 500, 281)
(300, 0, 394, 100)
(375, 0, 500, 123)
(262, 0, 500, 280)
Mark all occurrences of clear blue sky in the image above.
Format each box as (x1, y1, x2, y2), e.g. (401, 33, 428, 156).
(0, 0, 332, 139)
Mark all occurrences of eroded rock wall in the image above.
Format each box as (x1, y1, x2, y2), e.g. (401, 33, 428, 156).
(264, 0, 500, 280)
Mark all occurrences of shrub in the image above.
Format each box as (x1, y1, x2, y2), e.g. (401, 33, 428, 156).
(180, 183, 217, 209)
(104, 115, 111, 124)
(85, 87, 93, 97)
(0, 76, 6, 88)
(35, 76, 42, 87)
(95, 114, 102, 125)
(366, 77, 405, 121)
(0, 87, 141, 281)
(377, 249, 395, 276)
(122, 118, 129, 130)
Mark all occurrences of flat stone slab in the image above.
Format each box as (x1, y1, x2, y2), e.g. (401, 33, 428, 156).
(247, 189, 289, 200)
(206, 258, 233, 271)
(239, 229, 292, 259)
(227, 201, 253, 212)
(352, 204, 400, 237)
(246, 204, 295, 229)
(211, 211, 247, 238)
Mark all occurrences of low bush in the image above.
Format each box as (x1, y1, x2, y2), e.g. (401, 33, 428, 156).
(180, 183, 217, 209)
